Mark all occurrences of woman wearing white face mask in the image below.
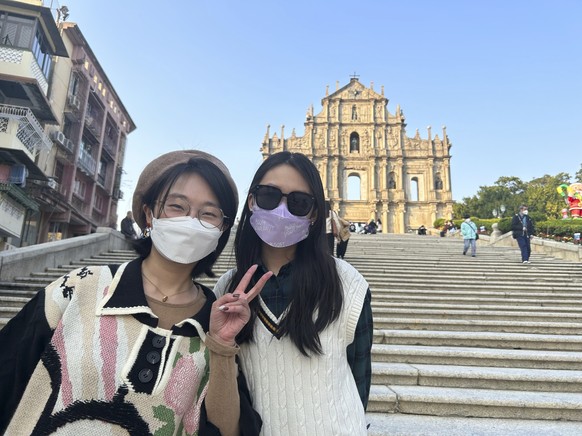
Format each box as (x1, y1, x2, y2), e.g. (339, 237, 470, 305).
(214, 152, 373, 436)
(0, 150, 271, 436)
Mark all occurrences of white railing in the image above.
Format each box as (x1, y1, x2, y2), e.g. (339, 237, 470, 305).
(78, 148, 96, 175)
(0, 104, 53, 157)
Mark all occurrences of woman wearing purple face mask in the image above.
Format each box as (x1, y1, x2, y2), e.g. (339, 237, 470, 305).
(214, 152, 373, 436)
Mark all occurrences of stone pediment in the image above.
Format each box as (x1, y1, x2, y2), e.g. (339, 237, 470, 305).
(326, 79, 383, 101)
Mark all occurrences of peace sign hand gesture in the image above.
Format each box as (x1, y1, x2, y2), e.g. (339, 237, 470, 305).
(209, 265, 273, 346)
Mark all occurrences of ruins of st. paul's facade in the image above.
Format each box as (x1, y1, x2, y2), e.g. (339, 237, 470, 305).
(261, 77, 454, 233)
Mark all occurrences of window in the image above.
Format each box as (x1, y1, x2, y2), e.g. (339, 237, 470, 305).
(347, 174, 361, 200)
(31, 28, 51, 78)
(94, 194, 103, 212)
(0, 13, 55, 80)
(73, 178, 86, 198)
(0, 13, 35, 49)
(98, 159, 107, 186)
(410, 177, 419, 201)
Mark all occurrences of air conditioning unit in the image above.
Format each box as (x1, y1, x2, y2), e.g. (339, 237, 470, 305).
(51, 131, 66, 146)
(68, 95, 80, 110)
(64, 138, 74, 151)
(47, 178, 58, 190)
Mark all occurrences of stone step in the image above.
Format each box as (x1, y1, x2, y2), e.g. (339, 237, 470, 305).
(374, 308, 582, 323)
(366, 279, 581, 293)
(372, 362, 582, 392)
(365, 412, 582, 436)
(374, 316, 582, 334)
(372, 344, 582, 370)
(373, 329, 582, 351)
(372, 293, 582, 306)
(0, 306, 20, 318)
(0, 281, 44, 291)
(373, 302, 582, 314)
(0, 296, 31, 307)
(367, 385, 582, 421)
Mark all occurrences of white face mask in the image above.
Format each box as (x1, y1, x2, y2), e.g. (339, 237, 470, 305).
(523, 210, 529, 215)
(150, 214, 223, 264)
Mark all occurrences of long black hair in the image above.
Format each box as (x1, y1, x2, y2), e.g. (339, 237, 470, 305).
(133, 157, 236, 279)
(229, 151, 343, 355)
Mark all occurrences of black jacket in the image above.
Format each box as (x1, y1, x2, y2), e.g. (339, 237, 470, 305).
(511, 213, 535, 238)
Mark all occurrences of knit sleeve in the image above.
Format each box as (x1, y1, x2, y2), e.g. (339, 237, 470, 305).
(0, 290, 52, 433)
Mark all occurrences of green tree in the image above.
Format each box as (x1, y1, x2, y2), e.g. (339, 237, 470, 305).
(523, 173, 570, 219)
(453, 171, 580, 219)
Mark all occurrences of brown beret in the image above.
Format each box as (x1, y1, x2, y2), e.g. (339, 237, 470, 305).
(132, 150, 238, 230)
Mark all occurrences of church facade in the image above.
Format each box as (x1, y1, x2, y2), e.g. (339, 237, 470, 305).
(260, 77, 454, 233)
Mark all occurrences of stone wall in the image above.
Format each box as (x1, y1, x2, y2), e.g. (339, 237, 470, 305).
(0, 227, 132, 281)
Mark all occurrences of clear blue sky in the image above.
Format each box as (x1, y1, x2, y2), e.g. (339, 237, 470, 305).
(57, 0, 582, 226)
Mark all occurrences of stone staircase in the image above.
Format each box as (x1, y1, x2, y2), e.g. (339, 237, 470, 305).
(2, 234, 582, 435)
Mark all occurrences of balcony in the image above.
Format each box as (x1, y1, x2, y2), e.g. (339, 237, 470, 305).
(0, 105, 52, 157)
(102, 137, 116, 158)
(64, 94, 83, 122)
(0, 104, 52, 180)
(84, 114, 102, 140)
(0, 181, 39, 212)
(71, 195, 88, 215)
(77, 148, 96, 176)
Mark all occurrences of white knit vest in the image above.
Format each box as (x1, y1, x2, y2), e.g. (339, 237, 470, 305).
(214, 259, 369, 436)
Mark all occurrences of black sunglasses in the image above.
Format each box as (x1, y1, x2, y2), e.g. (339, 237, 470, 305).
(251, 185, 315, 217)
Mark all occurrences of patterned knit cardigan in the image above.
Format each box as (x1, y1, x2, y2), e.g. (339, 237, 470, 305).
(0, 259, 220, 436)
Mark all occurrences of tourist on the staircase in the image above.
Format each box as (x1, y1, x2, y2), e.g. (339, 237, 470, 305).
(461, 214, 478, 257)
(120, 210, 138, 239)
(214, 151, 373, 436)
(335, 212, 352, 259)
(511, 204, 536, 264)
(0, 150, 271, 435)
(325, 200, 336, 255)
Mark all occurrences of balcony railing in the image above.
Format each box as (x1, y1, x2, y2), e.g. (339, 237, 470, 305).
(71, 195, 88, 215)
(0, 104, 53, 158)
(77, 148, 96, 176)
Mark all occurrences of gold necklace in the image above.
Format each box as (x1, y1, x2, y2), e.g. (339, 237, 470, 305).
(142, 270, 196, 303)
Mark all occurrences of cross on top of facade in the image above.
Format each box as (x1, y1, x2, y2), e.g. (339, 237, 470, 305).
(349, 72, 360, 80)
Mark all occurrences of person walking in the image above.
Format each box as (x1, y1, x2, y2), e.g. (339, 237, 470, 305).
(120, 210, 138, 239)
(461, 214, 478, 257)
(214, 151, 373, 435)
(335, 213, 351, 259)
(325, 201, 336, 255)
(0, 150, 270, 435)
(511, 204, 536, 263)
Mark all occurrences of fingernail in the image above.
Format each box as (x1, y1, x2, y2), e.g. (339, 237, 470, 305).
(232, 293, 240, 298)
(218, 305, 229, 311)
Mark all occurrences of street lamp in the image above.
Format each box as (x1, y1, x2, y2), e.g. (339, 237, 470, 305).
(500, 205, 506, 217)
(492, 209, 498, 218)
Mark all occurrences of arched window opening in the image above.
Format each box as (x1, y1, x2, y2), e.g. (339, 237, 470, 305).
(347, 174, 361, 200)
(410, 177, 419, 201)
(349, 132, 360, 153)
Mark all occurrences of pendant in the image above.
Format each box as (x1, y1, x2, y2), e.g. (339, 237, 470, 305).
(162, 296, 168, 302)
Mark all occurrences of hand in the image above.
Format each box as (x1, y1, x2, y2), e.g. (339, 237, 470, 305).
(209, 265, 273, 346)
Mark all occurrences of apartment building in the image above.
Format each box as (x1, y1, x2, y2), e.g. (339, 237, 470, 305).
(0, 0, 135, 248)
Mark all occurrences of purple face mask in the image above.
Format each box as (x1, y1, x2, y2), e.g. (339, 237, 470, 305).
(250, 203, 311, 248)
